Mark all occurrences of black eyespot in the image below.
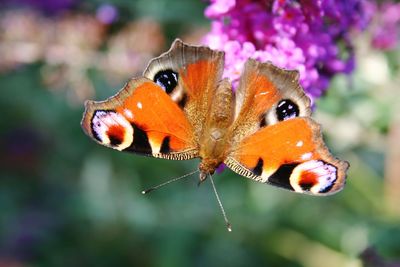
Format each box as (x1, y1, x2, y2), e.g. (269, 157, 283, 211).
(276, 99, 299, 121)
(154, 69, 178, 94)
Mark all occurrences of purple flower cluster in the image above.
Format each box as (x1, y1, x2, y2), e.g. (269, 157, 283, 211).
(1, 0, 76, 15)
(203, 0, 372, 101)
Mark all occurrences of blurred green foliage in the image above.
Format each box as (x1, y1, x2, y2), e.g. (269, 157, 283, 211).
(1, 0, 400, 266)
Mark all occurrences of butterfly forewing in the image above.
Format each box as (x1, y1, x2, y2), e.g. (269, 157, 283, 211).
(143, 39, 225, 140)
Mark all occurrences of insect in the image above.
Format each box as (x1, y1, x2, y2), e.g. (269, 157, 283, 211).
(81, 39, 349, 230)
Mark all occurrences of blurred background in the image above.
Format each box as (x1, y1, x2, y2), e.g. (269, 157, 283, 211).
(0, 0, 399, 266)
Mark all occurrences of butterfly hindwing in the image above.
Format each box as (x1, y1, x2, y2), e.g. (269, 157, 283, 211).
(226, 118, 348, 195)
(81, 77, 198, 159)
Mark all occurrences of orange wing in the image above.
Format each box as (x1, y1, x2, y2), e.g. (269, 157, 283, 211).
(226, 59, 348, 195)
(144, 39, 224, 140)
(229, 59, 311, 145)
(226, 118, 348, 195)
(81, 39, 225, 160)
(81, 78, 197, 159)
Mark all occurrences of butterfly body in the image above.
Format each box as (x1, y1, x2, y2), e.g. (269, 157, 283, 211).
(198, 78, 233, 179)
(81, 39, 349, 195)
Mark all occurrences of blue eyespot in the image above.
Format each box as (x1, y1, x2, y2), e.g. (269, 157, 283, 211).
(154, 69, 178, 94)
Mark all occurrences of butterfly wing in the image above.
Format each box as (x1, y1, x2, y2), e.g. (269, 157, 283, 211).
(225, 59, 349, 195)
(81, 39, 225, 160)
(226, 118, 348, 195)
(229, 59, 312, 143)
(143, 39, 225, 140)
(81, 78, 198, 159)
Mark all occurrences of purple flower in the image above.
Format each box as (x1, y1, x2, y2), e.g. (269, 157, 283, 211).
(205, 0, 236, 18)
(96, 4, 119, 25)
(203, 0, 373, 101)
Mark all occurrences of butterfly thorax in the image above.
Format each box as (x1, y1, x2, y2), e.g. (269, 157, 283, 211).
(198, 79, 233, 180)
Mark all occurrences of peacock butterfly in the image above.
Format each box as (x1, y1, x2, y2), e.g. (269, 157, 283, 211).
(81, 39, 349, 229)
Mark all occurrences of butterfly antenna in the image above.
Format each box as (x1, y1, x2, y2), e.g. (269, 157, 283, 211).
(142, 169, 199, 194)
(209, 174, 232, 232)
